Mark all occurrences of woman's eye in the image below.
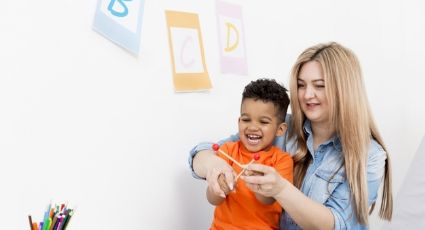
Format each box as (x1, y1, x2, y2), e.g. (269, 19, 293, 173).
(297, 84, 305, 88)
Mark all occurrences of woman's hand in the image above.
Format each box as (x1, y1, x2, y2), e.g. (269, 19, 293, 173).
(241, 163, 289, 198)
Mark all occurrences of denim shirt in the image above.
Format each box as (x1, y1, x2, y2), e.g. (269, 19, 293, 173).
(189, 115, 387, 230)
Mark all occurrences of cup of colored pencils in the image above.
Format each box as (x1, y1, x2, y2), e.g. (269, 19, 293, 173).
(28, 202, 75, 230)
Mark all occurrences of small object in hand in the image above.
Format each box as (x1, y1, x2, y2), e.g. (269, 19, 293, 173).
(243, 170, 264, 176)
(212, 143, 220, 151)
(212, 143, 245, 168)
(217, 173, 231, 195)
(253, 153, 260, 161)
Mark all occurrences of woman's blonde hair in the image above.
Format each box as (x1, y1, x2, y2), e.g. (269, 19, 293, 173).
(289, 42, 392, 224)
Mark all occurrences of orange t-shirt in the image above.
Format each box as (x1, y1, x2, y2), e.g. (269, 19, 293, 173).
(211, 141, 293, 230)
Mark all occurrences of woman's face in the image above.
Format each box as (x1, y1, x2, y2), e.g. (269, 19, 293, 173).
(297, 61, 330, 125)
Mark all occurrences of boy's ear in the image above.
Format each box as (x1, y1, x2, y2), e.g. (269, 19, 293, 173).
(276, 122, 287, 137)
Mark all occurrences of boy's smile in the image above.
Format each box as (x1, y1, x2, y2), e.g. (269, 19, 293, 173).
(239, 98, 286, 153)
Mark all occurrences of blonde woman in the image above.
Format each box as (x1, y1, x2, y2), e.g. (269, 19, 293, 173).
(189, 42, 392, 229)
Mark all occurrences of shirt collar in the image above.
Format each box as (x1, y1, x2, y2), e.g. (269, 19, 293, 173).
(303, 120, 342, 152)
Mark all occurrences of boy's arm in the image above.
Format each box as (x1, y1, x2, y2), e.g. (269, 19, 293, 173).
(206, 186, 225, 205)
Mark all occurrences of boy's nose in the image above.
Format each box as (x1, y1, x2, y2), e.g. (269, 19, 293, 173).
(247, 124, 259, 131)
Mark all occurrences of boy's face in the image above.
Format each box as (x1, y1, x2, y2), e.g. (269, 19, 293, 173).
(238, 98, 287, 153)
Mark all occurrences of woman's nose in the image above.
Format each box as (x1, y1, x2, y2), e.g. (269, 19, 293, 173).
(304, 85, 315, 99)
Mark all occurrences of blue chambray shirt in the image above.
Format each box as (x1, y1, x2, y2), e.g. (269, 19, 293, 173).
(188, 115, 387, 230)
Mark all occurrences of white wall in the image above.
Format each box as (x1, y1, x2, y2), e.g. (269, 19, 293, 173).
(1, 0, 424, 229)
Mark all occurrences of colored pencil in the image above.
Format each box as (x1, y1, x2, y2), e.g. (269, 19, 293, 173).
(29, 215, 34, 230)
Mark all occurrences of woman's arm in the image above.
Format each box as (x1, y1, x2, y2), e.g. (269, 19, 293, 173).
(188, 135, 240, 197)
(193, 150, 235, 198)
(242, 164, 334, 230)
(193, 150, 227, 178)
(273, 180, 334, 230)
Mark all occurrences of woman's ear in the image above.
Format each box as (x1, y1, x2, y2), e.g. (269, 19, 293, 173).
(276, 122, 287, 137)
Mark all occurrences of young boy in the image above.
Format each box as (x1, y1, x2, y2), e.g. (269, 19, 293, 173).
(207, 78, 293, 230)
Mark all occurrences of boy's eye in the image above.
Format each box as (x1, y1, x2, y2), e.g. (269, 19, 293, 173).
(240, 118, 250, 122)
(260, 120, 270, 124)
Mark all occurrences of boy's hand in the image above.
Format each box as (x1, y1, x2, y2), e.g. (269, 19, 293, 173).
(217, 173, 232, 195)
(206, 166, 235, 198)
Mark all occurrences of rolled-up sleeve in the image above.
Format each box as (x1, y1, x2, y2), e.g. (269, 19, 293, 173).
(326, 181, 350, 230)
(188, 134, 240, 179)
(188, 141, 215, 179)
(325, 140, 387, 230)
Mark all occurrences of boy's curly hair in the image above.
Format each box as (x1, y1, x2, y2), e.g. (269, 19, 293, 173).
(242, 78, 290, 122)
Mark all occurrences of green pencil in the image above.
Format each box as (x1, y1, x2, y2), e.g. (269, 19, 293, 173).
(62, 210, 74, 230)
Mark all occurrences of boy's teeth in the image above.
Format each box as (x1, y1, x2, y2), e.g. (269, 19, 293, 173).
(247, 135, 261, 145)
(248, 134, 261, 139)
